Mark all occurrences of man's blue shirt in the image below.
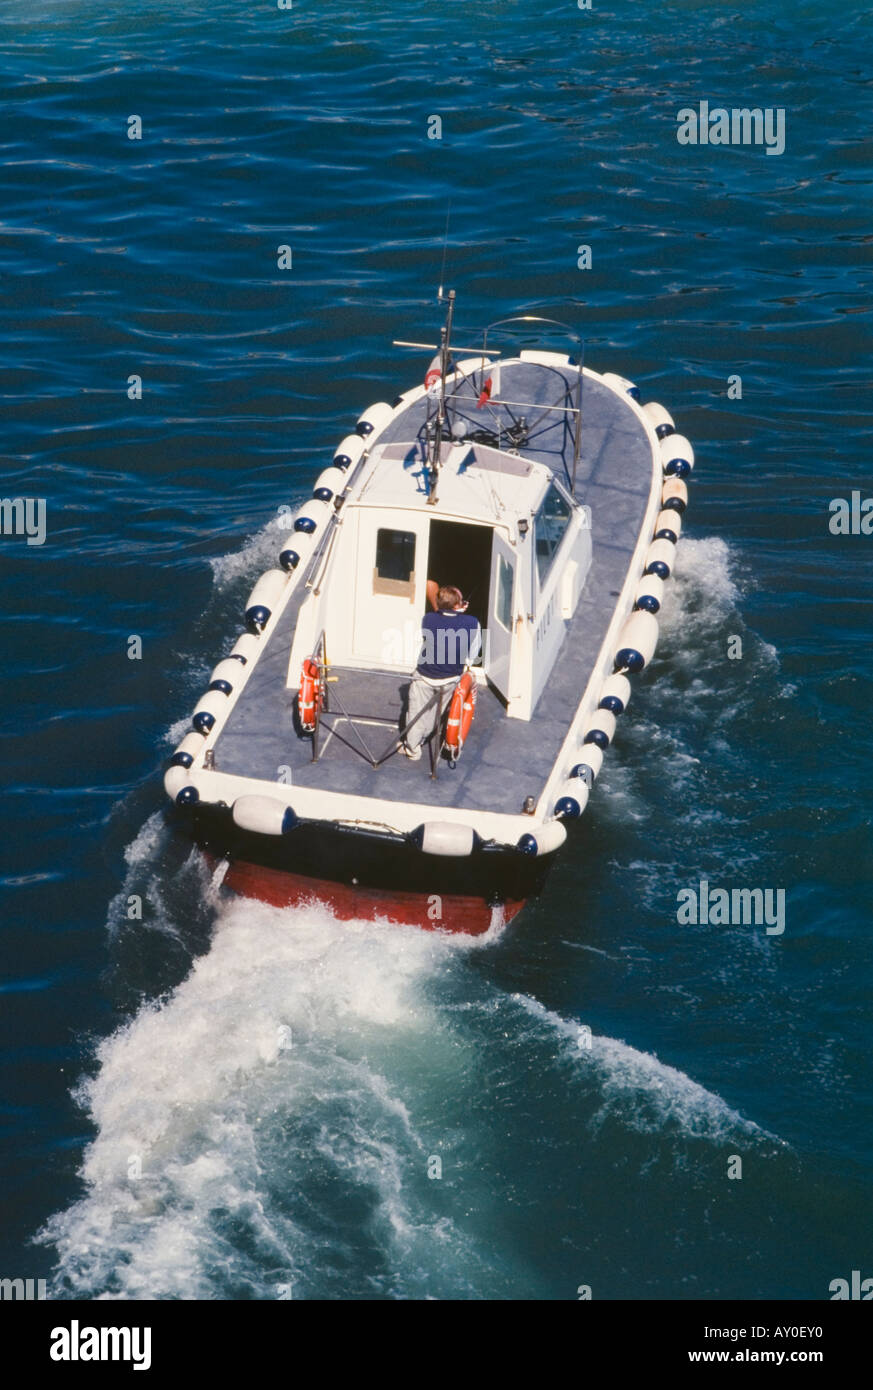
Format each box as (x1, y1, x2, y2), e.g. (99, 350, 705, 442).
(417, 610, 482, 679)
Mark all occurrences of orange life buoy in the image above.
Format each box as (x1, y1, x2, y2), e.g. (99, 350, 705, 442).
(424, 354, 442, 391)
(445, 671, 476, 755)
(298, 657, 322, 732)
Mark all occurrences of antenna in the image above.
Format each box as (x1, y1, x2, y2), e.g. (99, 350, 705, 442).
(427, 289, 455, 505)
(437, 200, 451, 302)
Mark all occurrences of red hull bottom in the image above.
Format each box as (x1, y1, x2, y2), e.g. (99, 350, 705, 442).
(218, 857, 525, 936)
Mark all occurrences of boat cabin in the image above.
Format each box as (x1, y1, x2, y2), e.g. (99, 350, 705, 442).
(287, 437, 592, 720)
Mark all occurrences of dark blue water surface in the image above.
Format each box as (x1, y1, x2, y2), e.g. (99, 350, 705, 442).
(1, 0, 871, 1300)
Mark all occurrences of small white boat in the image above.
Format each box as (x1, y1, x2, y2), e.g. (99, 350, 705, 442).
(164, 293, 694, 933)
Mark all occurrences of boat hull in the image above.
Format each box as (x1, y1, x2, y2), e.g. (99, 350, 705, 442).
(179, 804, 548, 936)
(219, 858, 525, 935)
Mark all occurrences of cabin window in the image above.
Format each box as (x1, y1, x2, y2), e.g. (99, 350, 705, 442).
(373, 527, 416, 599)
(534, 483, 572, 586)
(495, 553, 514, 631)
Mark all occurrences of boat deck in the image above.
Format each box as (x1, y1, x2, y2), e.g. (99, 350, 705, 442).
(212, 361, 654, 816)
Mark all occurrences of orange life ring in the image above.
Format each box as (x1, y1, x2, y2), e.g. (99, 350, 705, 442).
(445, 671, 476, 755)
(298, 657, 322, 732)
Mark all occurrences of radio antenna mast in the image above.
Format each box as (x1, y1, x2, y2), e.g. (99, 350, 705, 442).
(427, 288, 455, 505)
(437, 200, 451, 302)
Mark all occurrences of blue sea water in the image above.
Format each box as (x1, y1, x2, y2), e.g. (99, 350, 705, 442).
(1, 0, 871, 1300)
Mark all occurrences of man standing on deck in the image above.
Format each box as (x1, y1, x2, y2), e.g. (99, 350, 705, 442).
(400, 585, 481, 761)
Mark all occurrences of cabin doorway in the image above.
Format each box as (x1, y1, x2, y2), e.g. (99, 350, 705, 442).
(426, 520, 493, 628)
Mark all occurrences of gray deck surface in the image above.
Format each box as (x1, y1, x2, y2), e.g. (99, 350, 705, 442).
(214, 362, 653, 815)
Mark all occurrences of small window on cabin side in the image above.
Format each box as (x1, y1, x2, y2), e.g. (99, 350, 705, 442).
(373, 528, 417, 599)
(534, 483, 572, 586)
(495, 554, 514, 631)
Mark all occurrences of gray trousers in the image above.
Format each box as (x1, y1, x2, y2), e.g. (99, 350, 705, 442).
(405, 673, 457, 750)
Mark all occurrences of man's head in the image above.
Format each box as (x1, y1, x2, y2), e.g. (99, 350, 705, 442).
(436, 584, 468, 612)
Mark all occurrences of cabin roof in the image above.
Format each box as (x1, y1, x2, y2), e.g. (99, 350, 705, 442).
(352, 437, 553, 524)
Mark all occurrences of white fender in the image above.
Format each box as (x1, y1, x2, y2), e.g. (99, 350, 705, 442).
(518, 820, 568, 856)
(169, 730, 206, 769)
(279, 529, 316, 573)
(356, 401, 393, 439)
(661, 477, 688, 512)
(312, 467, 348, 502)
(554, 779, 590, 819)
(654, 508, 682, 542)
(572, 743, 603, 782)
(615, 611, 659, 673)
(209, 657, 245, 690)
(245, 569, 287, 631)
(164, 764, 190, 800)
(414, 821, 476, 857)
(230, 632, 262, 663)
(645, 538, 675, 579)
(293, 498, 333, 534)
(582, 708, 617, 748)
(599, 673, 632, 714)
(333, 434, 366, 471)
(659, 433, 694, 475)
(643, 401, 675, 439)
(192, 689, 230, 734)
(634, 572, 665, 614)
(232, 795, 297, 836)
(602, 371, 639, 401)
(519, 349, 571, 367)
